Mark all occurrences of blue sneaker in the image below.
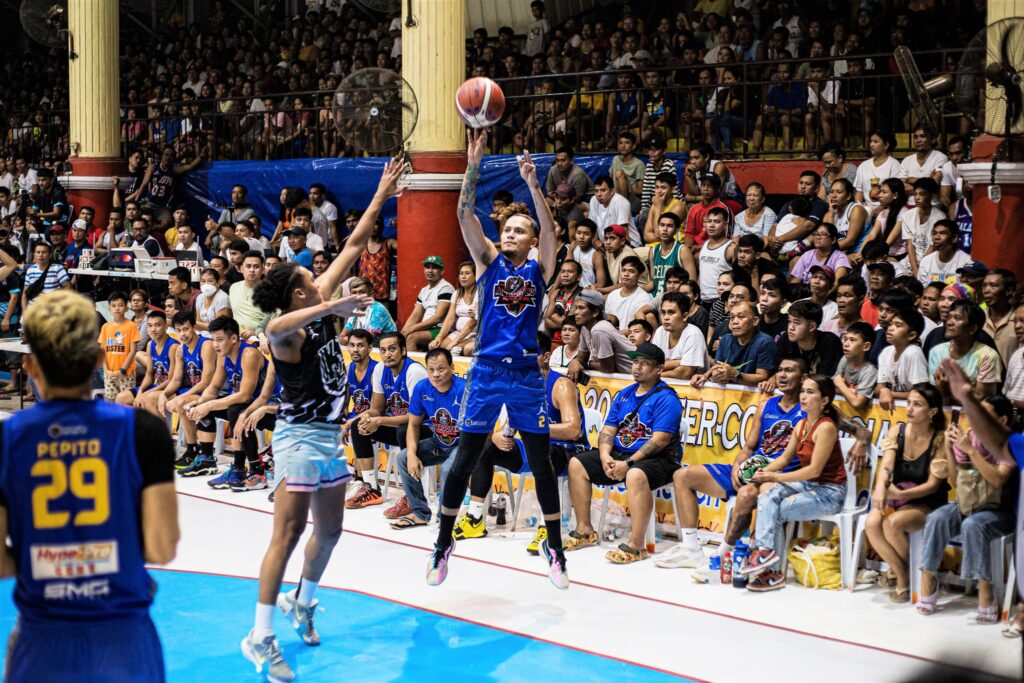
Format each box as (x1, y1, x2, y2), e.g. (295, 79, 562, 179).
(179, 455, 218, 477)
(208, 466, 245, 489)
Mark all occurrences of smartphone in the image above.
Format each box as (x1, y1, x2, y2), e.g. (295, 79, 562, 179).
(951, 408, 961, 424)
(577, 371, 592, 386)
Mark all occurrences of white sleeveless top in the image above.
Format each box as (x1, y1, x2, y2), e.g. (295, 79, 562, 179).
(454, 291, 478, 332)
(832, 201, 862, 239)
(573, 245, 597, 287)
(698, 239, 732, 302)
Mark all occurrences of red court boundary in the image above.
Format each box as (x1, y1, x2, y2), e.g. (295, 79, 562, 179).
(176, 490, 1017, 682)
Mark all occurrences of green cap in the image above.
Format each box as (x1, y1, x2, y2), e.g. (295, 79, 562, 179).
(422, 255, 444, 267)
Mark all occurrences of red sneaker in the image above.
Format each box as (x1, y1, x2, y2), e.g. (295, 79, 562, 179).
(346, 485, 383, 509)
(383, 495, 411, 519)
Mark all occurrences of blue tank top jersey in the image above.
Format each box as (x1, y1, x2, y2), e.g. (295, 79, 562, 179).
(546, 370, 588, 449)
(380, 359, 423, 417)
(474, 254, 545, 367)
(222, 342, 266, 401)
(346, 359, 377, 419)
(147, 337, 178, 386)
(180, 336, 207, 388)
(954, 198, 972, 253)
(409, 376, 466, 450)
(753, 395, 806, 460)
(0, 401, 154, 622)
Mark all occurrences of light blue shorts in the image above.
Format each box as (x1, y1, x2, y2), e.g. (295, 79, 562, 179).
(271, 421, 352, 493)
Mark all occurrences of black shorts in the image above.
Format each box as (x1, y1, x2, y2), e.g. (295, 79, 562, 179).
(572, 448, 679, 490)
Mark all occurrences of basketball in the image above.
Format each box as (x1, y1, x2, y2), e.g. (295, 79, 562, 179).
(455, 77, 505, 129)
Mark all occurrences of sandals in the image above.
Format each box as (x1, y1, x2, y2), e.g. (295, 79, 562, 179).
(973, 601, 999, 625)
(605, 543, 648, 564)
(889, 587, 910, 604)
(389, 515, 428, 530)
(877, 569, 897, 588)
(916, 589, 939, 616)
(563, 530, 598, 552)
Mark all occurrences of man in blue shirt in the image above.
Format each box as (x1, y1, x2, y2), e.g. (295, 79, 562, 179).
(563, 342, 683, 564)
(693, 301, 778, 387)
(284, 228, 314, 271)
(389, 348, 466, 528)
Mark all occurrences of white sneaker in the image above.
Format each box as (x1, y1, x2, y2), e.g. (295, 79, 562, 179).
(241, 630, 295, 683)
(653, 545, 706, 569)
(277, 589, 320, 646)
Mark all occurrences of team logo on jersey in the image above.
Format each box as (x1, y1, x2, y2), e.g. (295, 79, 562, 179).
(185, 361, 202, 387)
(761, 419, 794, 457)
(317, 336, 346, 396)
(386, 391, 409, 416)
(154, 361, 170, 384)
(616, 414, 652, 448)
(431, 408, 460, 446)
(492, 275, 537, 317)
(351, 388, 371, 414)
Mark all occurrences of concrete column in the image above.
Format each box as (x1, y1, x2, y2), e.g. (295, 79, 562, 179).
(395, 0, 469, 324)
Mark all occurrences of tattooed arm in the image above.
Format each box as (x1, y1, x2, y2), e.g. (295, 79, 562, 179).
(460, 129, 499, 273)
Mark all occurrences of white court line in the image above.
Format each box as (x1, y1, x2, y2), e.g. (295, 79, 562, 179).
(170, 481, 1020, 682)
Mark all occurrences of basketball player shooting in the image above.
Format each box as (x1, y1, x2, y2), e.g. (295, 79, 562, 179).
(426, 128, 568, 590)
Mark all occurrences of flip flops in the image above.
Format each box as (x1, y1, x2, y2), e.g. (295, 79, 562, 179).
(389, 515, 428, 530)
(605, 543, 648, 564)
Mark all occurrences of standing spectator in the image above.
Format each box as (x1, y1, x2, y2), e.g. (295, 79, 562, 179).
(653, 292, 707, 380)
(544, 147, 594, 203)
(524, 1, 550, 56)
(138, 146, 203, 230)
(22, 243, 69, 312)
(982, 269, 1019, 368)
(402, 256, 454, 352)
(733, 182, 776, 240)
(98, 291, 141, 401)
(916, 220, 970, 286)
(308, 183, 339, 242)
(358, 215, 396, 307)
(610, 131, 644, 213)
(929, 300, 1002, 402)
(589, 175, 638, 246)
(1003, 303, 1024, 409)
(899, 125, 947, 195)
(853, 130, 902, 211)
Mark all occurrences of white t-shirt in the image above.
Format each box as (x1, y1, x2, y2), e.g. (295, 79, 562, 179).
(15, 169, 38, 192)
(653, 324, 708, 369)
(922, 316, 939, 340)
(0, 172, 12, 191)
(1004, 346, 1024, 402)
(196, 289, 231, 336)
(916, 249, 970, 286)
(604, 287, 653, 330)
(173, 241, 205, 267)
(901, 205, 946, 258)
(853, 157, 902, 209)
(524, 18, 550, 56)
(317, 199, 338, 223)
(416, 279, 455, 322)
(278, 231, 325, 259)
(796, 297, 837, 323)
(550, 345, 578, 372)
(877, 344, 929, 394)
(589, 193, 640, 246)
(371, 360, 428, 400)
(940, 159, 962, 200)
(899, 150, 949, 181)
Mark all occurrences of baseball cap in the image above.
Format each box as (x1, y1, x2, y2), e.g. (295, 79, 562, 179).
(647, 136, 666, 150)
(866, 261, 895, 279)
(283, 227, 306, 237)
(422, 255, 444, 268)
(48, 225, 65, 234)
(604, 224, 627, 238)
(71, 219, 88, 231)
(554, 183, 574, 199)
(578, 289, 604, 308)
(632, 49, 654, 63)
(956, 260, 989, 278)
(809, 265, 836, 283)
(628, 342, 666, 365)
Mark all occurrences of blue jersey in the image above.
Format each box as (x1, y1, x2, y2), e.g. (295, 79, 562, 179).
(378, 358, 424, 417)
(0, 401, 158, 622)
(474, 254, 545, 367)
(546, 370, 588, 450)
(181, 336, 207, 389)
(346, 359, 377, 419)
(222, 341, 266, 401)
(604, 382, 682, 458)
(148, 337, 178, 386)
(954, 198, 972, 253)
(409, 376, 466, 450)
(753, 395, 805, 461)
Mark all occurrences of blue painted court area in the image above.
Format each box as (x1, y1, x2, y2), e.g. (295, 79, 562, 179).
(0, 571, 688, 682)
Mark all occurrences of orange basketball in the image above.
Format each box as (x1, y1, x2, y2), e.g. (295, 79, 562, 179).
(455, 77, 505, 129)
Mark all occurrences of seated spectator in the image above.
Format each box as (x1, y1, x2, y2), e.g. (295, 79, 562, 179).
(876, 307, 929, 411)
(861, 256, 895, 327)
(821, 272, 866, 337)
(796, 265, 839, 322)
(641, 174, 687, 244)
(172, 223, 205, 267)
(386, 348, 465, 529)
(768, 171, 829, 255)
(858, 179, 909, 262)
(706, 270, 737, 331)
(854, 130, 902, 211)
(902, 178, 945, 276)
(567, 290, 635, 378)
(429, 262, 477, 356)
(604, 256, 654, 331)
(916, 220, 970, 286)
(870, 288, 920, 364)
(545, 260, 583, 340)
(734, 234, 777, 292)
(733, 182, 777, 241)
(708, 282, 758, 354)
(775, 299, 843, 377)
(929, 300, 1002, 402)
(402, 256, 454, 352)
(564, 343, 682, 564)
(752, 60, 807, 152)
(194, 268, 231, 337)
(551, 184, 584, 233)
(550, 320, 581, 372)
(605, 72, 643, 150)
(311, 251, 330, 278)
(653, 292, 708, 380)
(229, 251, 267, 343)
(610, 131, 644, 213)
(639, 136, 679, 220)
(834, 321, 878, 410)
(162, 311, 218, 463)
(899, 124, 948, 195)
(639, 70, 674, 144)
(167, 266, 200, 313)
(646, 213, 697, 296)
(571, 220, 605, 289)
(919, 281, 943, 329)
(741, 374, 848, 591)
(683, 142, 742, 210)
(118, 310, 178, 414)
(281, 228, 314, 270)
(865, 383, 949, 602)
(956, 260, 989, 304)
(544, 146, 594, 203)
(789, 223, 851, 284)
(684, 174, 732, 250)
(589, 175, 639, 246)
(128, 218, 163, 257)
(918, 392, 1016, 621)
(626, 318, 654, 346)
(982, 268, 1019, 368)
(596, 224, 638, 295)
(757, 278, 789, 341)
(342, 277, 397, 342)
(824, 178, 869, 258)
(692, 301, 777, 387)
(817, 145, 858, 200)
(804, 63, 840, 151)
(664, 356, 809, 569)
(696, 207, 736, 308)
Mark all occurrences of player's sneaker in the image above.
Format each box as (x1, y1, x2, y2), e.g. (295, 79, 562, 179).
(241, 630, 295, 683)
(174, 444, 198, 469)
(209, 466, 246, 489)
(346, 485, 383, 509)
(231, 472, 268, 492)
(426, 541, 455, 586)
(179, 455, 217, 477)
(453, 513, 487, 540)
(653, 545, 706, 569)
(277, 589, 320, 646)
(526, 526, 547, 555)
(541, 538, 570, 590)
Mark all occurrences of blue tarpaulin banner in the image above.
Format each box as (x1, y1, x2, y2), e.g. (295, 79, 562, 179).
(181, 154, 685, 241)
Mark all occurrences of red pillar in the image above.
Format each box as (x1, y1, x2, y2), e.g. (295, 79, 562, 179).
(962, 136, 1024, 276)
(395, 152, 469, 326)
(63, 157, 125, 230)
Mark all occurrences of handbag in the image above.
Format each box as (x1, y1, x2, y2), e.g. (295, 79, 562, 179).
(787, 534, 842, 590)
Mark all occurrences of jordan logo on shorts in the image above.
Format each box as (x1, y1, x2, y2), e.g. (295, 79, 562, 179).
(492, 275, 537, 317)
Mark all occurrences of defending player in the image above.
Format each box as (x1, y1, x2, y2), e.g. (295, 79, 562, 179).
(426, 129, 567, 589)
(241, 157, 404, 682)
(0, 290, 179, 681)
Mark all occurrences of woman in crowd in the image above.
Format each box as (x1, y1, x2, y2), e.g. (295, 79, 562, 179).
(856, 178, 907, 262)
(853, 130, 902, 211)
(823, 178, 869, 260)
(789, 222, 851, 285)
(733, 182, 776, 240)
(195, 267, 231, 337)
(429, 261, 478, 356)
(865, 384, 949, 602)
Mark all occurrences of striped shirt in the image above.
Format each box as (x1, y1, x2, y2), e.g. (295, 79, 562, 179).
(23, 262, 69, 303)
(640, 159, 680, 213)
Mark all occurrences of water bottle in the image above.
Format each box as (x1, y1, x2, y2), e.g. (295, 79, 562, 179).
(462, 491, 471, 509)
(732, 541, 749, 589)
(502, 422, 515, 439)
(523, 515, 539, 528)
(389, 268, 397, 302)
(720, 549, 733, 584)
(708, 556, 722, 585)
(495, 494, 507, 527)
(560, 510, 572, 533)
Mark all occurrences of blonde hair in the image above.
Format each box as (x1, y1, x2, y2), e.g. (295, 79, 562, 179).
(23, 290, 100, 387)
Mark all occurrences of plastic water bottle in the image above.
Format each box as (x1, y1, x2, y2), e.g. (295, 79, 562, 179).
(389, 268, 397, 302)
(732, 541, 750, 589)
(463, 491, 471, 509)
(495, 495, 507, 527)
(708, 556, 722, 585)
(720, 549, 733, 584)
(560, 511, 571, 533)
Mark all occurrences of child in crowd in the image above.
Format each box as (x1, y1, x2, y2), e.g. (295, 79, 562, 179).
(98, 290, 141, 400)
(834, 321, 877, 410)
(875, 307, 928, 411)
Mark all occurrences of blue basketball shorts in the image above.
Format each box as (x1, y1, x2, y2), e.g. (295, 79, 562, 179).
(458, 361, 548, 434)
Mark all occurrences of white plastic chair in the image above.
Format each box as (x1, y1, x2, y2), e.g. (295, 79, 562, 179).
(908, 527, 1014, 614)
(380, 444, 402, 499)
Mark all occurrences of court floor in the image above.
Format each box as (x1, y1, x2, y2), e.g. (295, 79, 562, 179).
(1, 477, 1020, 682)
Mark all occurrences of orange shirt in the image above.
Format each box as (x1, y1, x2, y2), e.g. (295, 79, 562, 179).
(98, 319, 141, 373)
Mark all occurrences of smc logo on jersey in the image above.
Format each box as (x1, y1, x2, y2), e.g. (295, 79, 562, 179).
(492, 276, 537, 317)
(616, 414, 652, 448)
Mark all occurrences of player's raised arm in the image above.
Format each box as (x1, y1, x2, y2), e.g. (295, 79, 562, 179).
(459, 129, 499, 271)
(518, 149, 557, 282)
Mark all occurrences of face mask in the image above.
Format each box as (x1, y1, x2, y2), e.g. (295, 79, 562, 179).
(200, 283, 218, 297)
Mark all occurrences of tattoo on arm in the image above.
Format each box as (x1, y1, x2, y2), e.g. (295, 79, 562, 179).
(458, 164, 480, 219)
(634, 438, 662, 460)
(598, 432, 615, 447)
